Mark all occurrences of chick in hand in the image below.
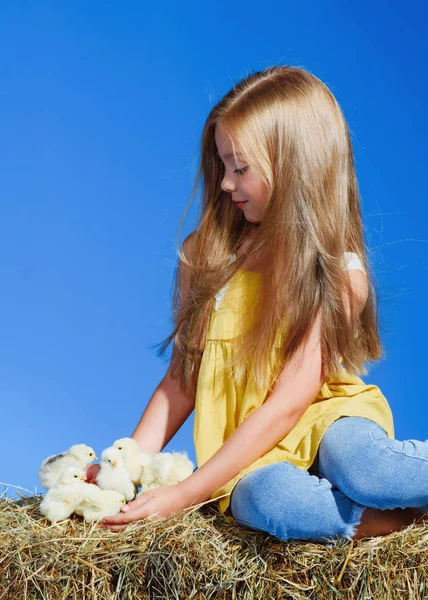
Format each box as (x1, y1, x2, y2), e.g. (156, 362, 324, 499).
(39, 444, 97, 490)
(39, 466, 87, 524)
(138, 451, 194, 495)
(113, 437, 151, 486)
(74, 484, 126, 522)
(97, 447, 136, 501)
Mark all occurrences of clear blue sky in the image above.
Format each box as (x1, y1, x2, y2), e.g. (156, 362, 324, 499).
(1, 1, 427, 498)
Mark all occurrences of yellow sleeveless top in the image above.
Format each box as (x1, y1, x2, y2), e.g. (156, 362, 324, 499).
(193, 258, 395, 527)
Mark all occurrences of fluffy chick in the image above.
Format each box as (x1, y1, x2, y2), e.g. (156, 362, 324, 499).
(39, 444, 97, 490)
(138, 451, 194, 496)
(113, 437, 152, 486)
(74, 483, 126, 522)
(140, 451, 154, 468)
(97, 447, 136, 501)
(136, 451, 155, 491)
(39, 466, 87, 524)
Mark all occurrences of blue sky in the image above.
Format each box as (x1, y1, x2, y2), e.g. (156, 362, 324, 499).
(1, 1, 427, 498)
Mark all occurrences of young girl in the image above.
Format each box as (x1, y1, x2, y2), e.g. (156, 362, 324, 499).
(98, 65, 428, 543)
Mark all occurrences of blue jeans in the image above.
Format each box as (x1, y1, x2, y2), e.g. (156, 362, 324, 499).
(230, 416, 428, 545)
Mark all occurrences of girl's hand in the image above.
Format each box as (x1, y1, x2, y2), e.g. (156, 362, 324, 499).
(84, 463, 101, 484)
(99, 483, 195, 532)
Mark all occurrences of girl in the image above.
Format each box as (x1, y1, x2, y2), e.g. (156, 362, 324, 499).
(97, 65, 428, 542)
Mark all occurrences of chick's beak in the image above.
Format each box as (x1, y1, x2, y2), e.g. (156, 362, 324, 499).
(112, 460, 118, 467)
(93, 455, 98, 461)
(81, 475, 87, 481)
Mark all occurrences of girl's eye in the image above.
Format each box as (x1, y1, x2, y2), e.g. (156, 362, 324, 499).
(234, 166, 248, 175)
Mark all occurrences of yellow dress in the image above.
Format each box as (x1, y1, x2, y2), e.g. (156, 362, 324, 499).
(193, 263, 395, 527)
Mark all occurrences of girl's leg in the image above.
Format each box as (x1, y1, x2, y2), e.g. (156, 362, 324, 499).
(229, 461, 366, 545)
(317, 416, 428, 511)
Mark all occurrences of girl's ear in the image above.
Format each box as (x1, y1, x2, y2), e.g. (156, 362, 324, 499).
(341, 269, 369, 328)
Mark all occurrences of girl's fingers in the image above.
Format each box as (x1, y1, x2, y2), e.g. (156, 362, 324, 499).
(124, 495, 150, 511)
(122, 499, 141, 512)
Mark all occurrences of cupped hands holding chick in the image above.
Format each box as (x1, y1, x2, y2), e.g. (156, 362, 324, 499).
(100, 448, 196, 531)
(99, 481, 198, 532)
(38, 437, 196, 528)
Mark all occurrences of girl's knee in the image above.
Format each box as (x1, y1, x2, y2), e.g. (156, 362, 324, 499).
(230, 467, 355, 544)
(231, 462, 304, 521)
(230, 462, 334, 533)
(318, 417, 428, 509)
(318, 416, 383, 486)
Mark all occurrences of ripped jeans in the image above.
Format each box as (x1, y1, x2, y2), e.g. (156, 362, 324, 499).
(229, 416, 428, 545)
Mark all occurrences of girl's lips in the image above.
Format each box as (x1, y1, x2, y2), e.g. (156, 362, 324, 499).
(234, 201, 248, 207)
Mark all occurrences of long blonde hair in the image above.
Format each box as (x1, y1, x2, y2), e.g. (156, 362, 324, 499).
(156, 65, 384, 399)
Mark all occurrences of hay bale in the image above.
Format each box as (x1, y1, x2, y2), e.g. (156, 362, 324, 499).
(1, 484, 427, 599)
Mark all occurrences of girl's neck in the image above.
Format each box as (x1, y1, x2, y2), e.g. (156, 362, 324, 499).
(236, 227, 266, 274)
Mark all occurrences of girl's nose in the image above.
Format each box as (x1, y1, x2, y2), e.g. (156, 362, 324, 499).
(221, 176, 237, 193)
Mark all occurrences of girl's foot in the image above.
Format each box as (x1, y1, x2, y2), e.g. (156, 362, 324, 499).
(352, 506, 426, 540)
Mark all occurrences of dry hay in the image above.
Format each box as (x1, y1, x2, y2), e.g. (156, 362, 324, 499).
(1, 484, 428, 599)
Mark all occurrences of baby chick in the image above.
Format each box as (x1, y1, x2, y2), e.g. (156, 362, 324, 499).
(74, 483, 126, 522)
(138, 451, 194, 496)
(39, 444, 98, 490)
(137, 451, 155, 488)
(97, 447, 136, 501)
(140, 451, 154, 468)
(39, 466, 87, 524)
(113, 437, 152, 486)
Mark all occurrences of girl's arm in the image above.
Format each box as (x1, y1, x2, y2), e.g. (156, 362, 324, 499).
(131, 231, 198, 454)
(182, 268, 369, 504)
(131, 364, 195, 454)
(131, 379, 194, 457)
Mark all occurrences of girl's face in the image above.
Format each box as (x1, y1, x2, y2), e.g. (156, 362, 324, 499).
(215, 126, 268, 224)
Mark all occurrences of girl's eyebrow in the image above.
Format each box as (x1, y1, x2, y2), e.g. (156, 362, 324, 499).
(216, 151, 244, 160)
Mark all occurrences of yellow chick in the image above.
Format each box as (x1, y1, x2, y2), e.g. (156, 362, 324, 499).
(74, 483, 126, 522)
(97, 447, 136, 502)
(39, 466, 87, 524)
(39, 444, 98, 490)
(138, 451, 194, 496)
(113, 437, 151, 486)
